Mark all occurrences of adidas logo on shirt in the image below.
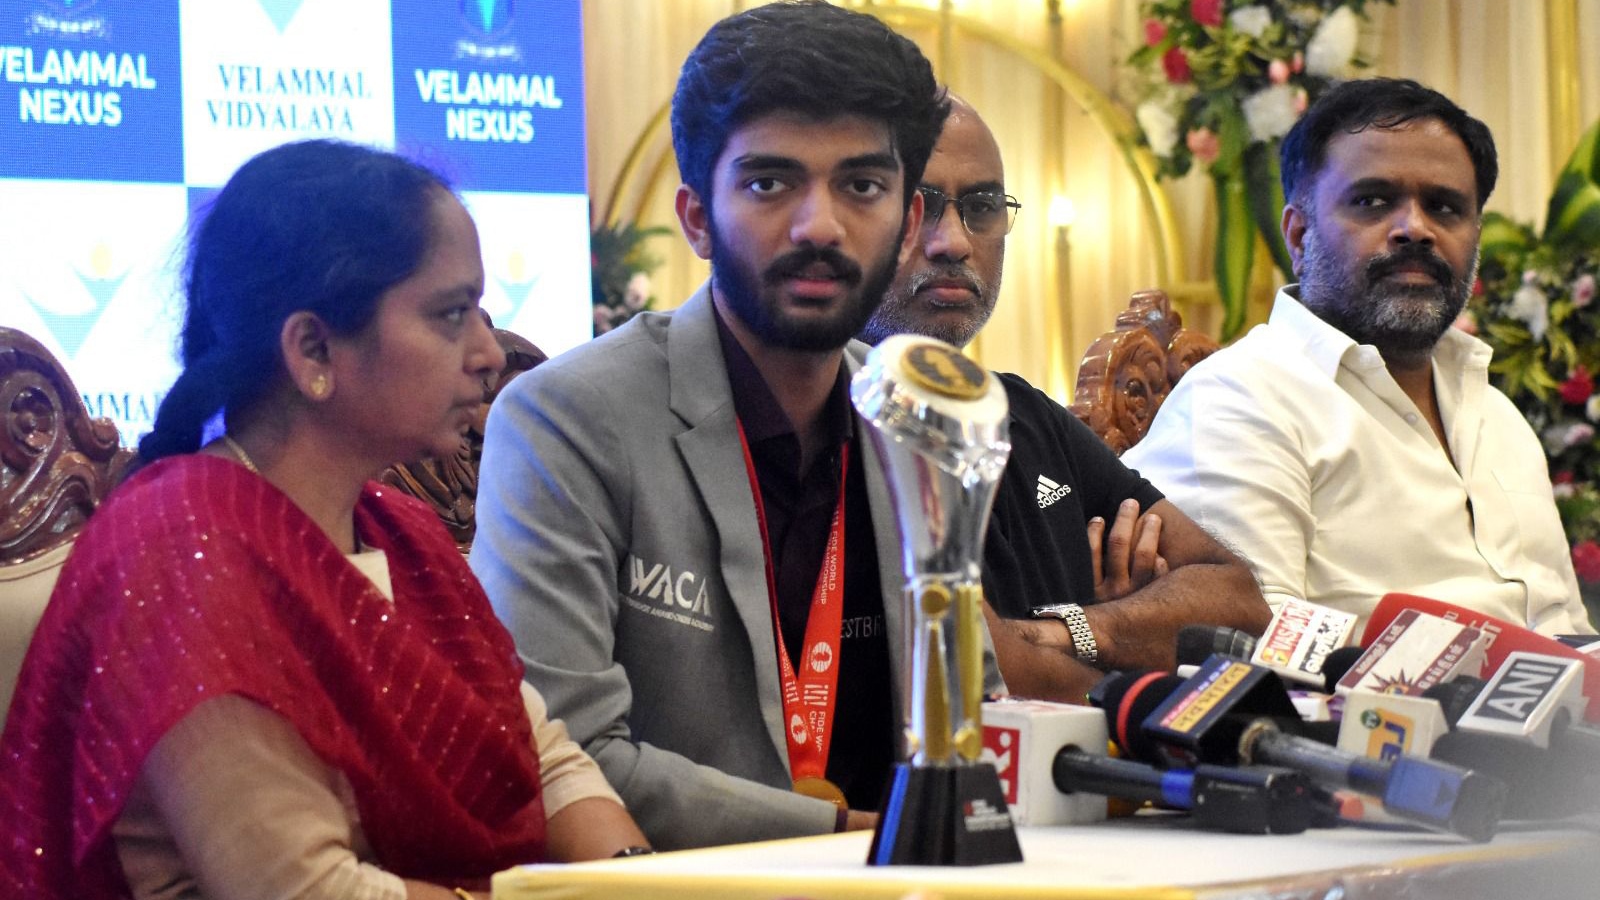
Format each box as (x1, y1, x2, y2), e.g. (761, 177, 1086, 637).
(1036, 474, 1072, 509)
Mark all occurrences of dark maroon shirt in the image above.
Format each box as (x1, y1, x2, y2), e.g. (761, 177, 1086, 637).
(713, 306, 893, 811)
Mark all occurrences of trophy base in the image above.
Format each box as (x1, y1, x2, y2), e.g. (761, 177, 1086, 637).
(866, 762, 1024, 866)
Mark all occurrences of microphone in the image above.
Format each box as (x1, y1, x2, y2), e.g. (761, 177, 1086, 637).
(1426, 653, 1600, 818)
(1176, 599, 1358, 690)
(1362, 594, 1600, 721)
(1337, 689, 1452, 759)
(980, 699, 1110, 827)
(1455, 651, 1594, 744)
(1175, 624, 1256, 666)
(1248, 598, 1358, 686)
(1051, 746, 1316, 834)
(1093, 657, 1509, 840)
(1336, 608, 1488, 697)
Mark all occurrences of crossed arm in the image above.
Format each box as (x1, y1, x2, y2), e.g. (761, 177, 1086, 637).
(987, 498, 1269, 703)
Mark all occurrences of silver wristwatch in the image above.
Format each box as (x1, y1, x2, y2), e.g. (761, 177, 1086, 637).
(1029, 603, 1098, 664)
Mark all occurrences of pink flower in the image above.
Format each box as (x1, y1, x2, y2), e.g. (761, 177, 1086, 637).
(1561, 366, 1594, 406)
(1574, 273, 1596, 309)
(1292, 52, 1305, 73)
(1472, 277, 1485, 297)
(1573, 540, 1600, 584)
(1162, 47, 1192, 83)
(1144, 18, 1167, 46)
(1292, 88, 1309, 114)
(1452, 311, 1477, 335)
(1191, 0, 1224, 28)
(1554, 470, 1576, 485)
(1185, 128, 1221, 165)
(1268, 59, 1291, 85)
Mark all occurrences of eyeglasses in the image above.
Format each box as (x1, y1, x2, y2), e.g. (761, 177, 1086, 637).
(918, 186, 1021, 237)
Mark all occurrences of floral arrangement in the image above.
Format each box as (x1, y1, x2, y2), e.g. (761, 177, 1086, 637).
(1127, 0, 1393, 339)
(1464, 119, 1600, 622)
(591, 220, 671, 335)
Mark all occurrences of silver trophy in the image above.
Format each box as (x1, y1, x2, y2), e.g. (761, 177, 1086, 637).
(852, 334, 1023, 866)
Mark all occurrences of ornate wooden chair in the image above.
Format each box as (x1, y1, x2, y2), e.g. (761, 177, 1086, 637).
(381, 327, 547, 551)
(1069, 289, 1219, 455)
(1, 327, 135, 728)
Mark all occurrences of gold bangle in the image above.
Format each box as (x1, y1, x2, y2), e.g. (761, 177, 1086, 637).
(453, 890, 475, 900)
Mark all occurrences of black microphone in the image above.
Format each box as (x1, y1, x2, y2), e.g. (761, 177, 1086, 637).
(1176, 625, 1256, 666)
(1093, 657, 1508, 841)
(1051, 745, 1315, 834)
(1422, 653, 1600, 818)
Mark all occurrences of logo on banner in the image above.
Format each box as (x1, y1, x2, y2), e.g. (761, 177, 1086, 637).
(25, 244, 125, 358)
(255, 0, 308, 34)
(27, 0, 108, 39)
(457, 0, 520, 61)
(491, 252, 539, 321)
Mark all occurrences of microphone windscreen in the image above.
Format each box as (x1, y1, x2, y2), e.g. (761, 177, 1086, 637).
(1421, 677, 1487, 726)
(1320, 646, 1366, 693)
(1176, 626, 1228, 667)
(1088, 670, 1185, 764)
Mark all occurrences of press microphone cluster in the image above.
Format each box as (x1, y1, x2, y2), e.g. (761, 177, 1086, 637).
(1089, 655, 1508, 841)
(1040, 594, 1595, 838)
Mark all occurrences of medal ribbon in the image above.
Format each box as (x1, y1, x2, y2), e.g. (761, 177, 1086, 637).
(736, 421, 848, 789)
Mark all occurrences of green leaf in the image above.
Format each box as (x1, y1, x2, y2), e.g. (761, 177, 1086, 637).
(1243, 141, 1294, 278)
(1213, 170, 1254, 341)
(1545, 119, 1600, 249)
(1479, 212, 1533, 260)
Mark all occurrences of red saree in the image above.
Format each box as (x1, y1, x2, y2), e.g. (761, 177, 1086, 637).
(0, 455, 546, 897)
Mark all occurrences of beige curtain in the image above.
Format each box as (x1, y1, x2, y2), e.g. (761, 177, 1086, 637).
(584, 0, 1600, 399)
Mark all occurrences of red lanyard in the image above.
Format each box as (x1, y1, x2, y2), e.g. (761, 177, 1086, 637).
(736, 421, 848, 796)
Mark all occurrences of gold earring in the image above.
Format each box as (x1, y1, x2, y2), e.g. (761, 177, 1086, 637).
(310, 373, 330, 399)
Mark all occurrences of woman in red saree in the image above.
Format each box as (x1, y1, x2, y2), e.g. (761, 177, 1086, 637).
(0, 140, 648, 899)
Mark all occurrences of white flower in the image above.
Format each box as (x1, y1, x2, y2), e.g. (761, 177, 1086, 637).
(1587, 394, 1600, 422)
(1555, 481, 1577, 500)
(1136, 100, 1181, 157)
(1305, 6, 1359, 77)
(1228, 6, 1273, 38)
(624, 272, 652, 311)
(1241, 84, 1299, 142)
(1552, 422, 1599, 454)
(1509, 283, 1549, 342)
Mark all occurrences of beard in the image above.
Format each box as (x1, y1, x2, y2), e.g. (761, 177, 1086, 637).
(1297, 225, 1477, 358)
(711, 218, 905, 353)
(861, 260, 998, 349)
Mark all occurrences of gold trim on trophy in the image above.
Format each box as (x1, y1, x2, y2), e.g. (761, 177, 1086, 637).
(956, 584, 985, 761)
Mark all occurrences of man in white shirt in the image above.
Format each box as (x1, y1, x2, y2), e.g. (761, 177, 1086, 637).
(1125, 78, 1595, 636)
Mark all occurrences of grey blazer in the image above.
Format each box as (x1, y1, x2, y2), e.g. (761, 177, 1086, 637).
(471, 284, 1003, 850)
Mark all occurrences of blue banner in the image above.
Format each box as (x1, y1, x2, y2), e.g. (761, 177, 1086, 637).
(0, 0, 184, 182)
(391, 0, 587, 194)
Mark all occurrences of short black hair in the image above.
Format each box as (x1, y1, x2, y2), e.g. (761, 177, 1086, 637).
(1280, 77, 1497, 211)
(670, 0, 947, 208)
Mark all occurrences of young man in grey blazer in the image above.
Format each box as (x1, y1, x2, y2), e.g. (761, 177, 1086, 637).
(471, 1, 1003, 851)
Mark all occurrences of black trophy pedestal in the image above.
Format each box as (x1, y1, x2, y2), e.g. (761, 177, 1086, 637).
(866, 762, 1024, 866)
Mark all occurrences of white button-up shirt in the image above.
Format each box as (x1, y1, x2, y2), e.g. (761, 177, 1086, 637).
(1125, 288, 1594, 637)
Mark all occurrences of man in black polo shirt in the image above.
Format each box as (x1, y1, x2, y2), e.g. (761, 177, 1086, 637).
(862, 97, 1269, 701)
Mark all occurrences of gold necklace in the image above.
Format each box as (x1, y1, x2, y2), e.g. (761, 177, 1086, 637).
(220, 434, 259, 475)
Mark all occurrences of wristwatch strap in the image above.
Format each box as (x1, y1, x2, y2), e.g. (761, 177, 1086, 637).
(1030, 603, 1098, 664)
